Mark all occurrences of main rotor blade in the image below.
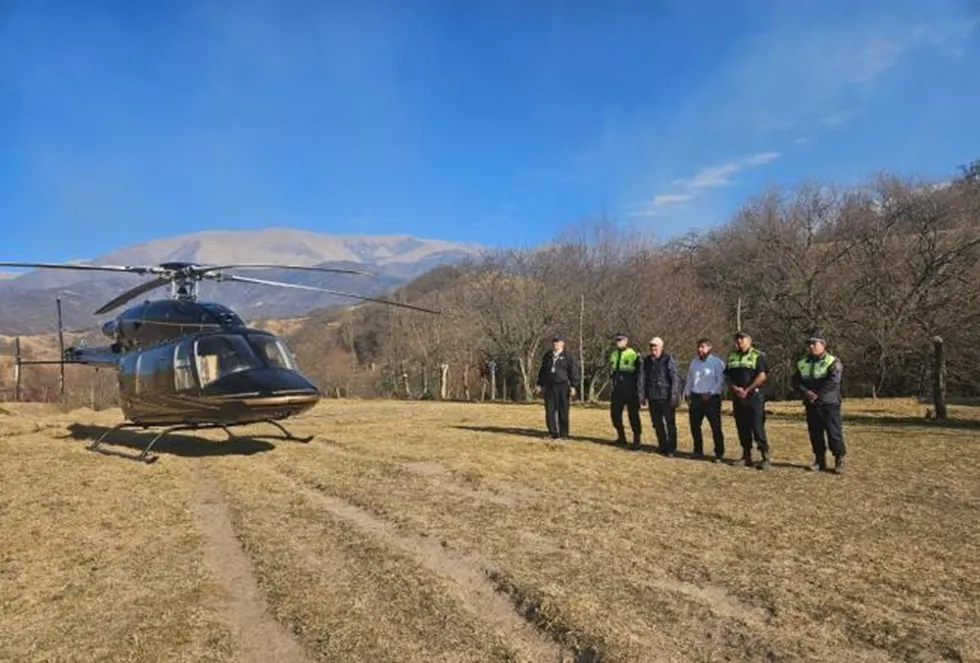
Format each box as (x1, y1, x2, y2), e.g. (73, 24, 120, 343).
(217, 274, 441, 314)
(94, 277, 171, 315)
(0, 261, 163, 275)
(200, 263, 372, 276)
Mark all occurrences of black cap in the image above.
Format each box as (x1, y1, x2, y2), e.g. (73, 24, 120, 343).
(552, 333, 566, 342)
(807, 328, 826, 343)
(734, 330, 752, 339)
(612, 332, 629, 341)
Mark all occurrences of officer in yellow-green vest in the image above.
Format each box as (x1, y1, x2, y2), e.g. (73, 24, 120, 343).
(791, 329, 846, 474)
(609, 332, 643, 447)
(724, 330, 771, 469)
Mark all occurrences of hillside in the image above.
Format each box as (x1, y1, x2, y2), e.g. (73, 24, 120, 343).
(0, 229, 482, 334)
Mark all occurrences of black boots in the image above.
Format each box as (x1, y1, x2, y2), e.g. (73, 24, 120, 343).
(808, 454, 844, 474)
(758, 450, 772, 470)
(742, 450, 753, 467)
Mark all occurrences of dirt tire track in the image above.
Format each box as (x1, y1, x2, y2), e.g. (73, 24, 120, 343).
(280, 471, 575, 663)
(192, 473, 311, 663)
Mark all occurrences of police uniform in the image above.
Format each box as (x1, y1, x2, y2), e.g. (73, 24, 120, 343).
(609, 333, 642, 445)
(791, 330, 846, 474)
(536, 335, 581, 439)
(724, 331, 771, 468)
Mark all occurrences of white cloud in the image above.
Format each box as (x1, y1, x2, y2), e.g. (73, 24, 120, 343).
(652, 193, 694, 206)
(672, 152, 781, 190)
(558, 2, 978, 221)
(632, 151, 781, 216)
(912, 18, 978, 59)
(625, 209, 662, 218)
(819, 112, 853, 128)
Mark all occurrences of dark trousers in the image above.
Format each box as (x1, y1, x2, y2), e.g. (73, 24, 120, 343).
(689, 394, 724, 457)
(733, 393, 768, 454)
(648, 399, 677, 453)
(805, 403, 845, 458)
(544, 384, 570, 438)
(611, 391, 642, 442)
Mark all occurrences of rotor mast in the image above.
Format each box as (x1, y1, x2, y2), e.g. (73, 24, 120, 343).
(169, 272, 200, 302)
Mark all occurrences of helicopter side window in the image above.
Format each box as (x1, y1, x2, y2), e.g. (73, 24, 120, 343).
(194, 335, 260, 387)
(248, 335, 297, 370)
(174, 340, 195, 391)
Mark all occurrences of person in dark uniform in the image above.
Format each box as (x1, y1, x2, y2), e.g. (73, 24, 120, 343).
(724, 330, 771, 469)
(791, 329, 846, 474)
(535, 333, 580, 439)
(609, 332, 643, 447)
(639, 337, 680, 456)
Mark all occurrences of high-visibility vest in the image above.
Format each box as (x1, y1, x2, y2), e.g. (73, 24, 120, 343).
(798, 353, 836, 380)
(726, 348, 761, 370)
(610, 347, 640, 373)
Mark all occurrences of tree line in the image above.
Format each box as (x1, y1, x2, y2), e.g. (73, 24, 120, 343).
(4, 163, 978, 407)
(288, 164, 980, 403)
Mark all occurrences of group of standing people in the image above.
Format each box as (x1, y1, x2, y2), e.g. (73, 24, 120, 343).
(535, 329, 846, 474)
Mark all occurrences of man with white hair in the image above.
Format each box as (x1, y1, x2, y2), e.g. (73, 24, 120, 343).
(639, 336, 681, 456)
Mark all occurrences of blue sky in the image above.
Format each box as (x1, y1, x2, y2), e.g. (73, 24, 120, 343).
(2, 0, 979, 262)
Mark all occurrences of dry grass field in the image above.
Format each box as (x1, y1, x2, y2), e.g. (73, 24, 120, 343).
(1, 397, 978, 663)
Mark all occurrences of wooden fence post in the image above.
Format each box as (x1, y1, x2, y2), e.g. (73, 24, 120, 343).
(13, 337, 21, 402)
(439, 364, 449, 400)
(933, 336, 947, 421)
(57, 297, 65, 398)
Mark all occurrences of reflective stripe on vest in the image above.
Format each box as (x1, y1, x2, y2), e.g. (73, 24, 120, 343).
(726, 348, 759, 369)
(610, 347, 639, 372)
(798, 354, 836, 379)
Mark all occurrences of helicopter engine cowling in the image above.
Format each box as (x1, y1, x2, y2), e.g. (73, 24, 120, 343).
(101, 319, 119, 339)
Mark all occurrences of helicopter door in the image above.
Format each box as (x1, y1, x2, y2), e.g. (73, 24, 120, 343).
(135, 345, 172, 395)
(174, 340, 195, 392)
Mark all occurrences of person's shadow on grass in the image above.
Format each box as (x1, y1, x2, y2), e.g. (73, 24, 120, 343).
(452, 425, 812, 470)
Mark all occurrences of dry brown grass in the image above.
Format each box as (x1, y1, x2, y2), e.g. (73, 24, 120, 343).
(1, 397, 979, 662)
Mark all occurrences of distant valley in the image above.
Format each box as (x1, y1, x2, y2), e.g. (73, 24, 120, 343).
(0, 228, 482, 334)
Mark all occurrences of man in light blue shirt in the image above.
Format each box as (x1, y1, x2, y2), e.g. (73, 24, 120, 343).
(683, 337, 726, 461)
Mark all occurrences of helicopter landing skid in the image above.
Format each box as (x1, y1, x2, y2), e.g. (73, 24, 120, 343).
(87, 419, 313, 463)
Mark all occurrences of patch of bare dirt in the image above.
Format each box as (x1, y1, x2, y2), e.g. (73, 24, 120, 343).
(653, 575, 770, 626)
(192, 475, 310, 663)
(402, 459, 447, 476)
(299, 480, 574, 662)
(401, 459, 536, 507)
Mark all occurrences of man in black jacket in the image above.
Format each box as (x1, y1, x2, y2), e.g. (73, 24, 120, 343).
(536, 333, 580, 439)
(639, 337, 681, 455)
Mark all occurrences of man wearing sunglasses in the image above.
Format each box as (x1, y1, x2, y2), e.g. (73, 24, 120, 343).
(791, 329, 846, 474)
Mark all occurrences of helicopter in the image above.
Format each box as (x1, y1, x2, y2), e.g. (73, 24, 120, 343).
(0, 259, 439, 462)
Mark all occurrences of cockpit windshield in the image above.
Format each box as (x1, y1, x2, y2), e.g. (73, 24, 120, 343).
(247, 334, 297, 370)
(194, 335, 261, 387)
(191, 333, 299, 387)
